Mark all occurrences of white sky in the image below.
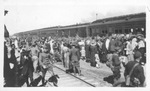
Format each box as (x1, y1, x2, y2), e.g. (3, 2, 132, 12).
(4, 0, 147, 35)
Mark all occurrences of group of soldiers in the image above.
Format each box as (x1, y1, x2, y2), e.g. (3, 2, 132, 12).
(4, 31, 146, 87)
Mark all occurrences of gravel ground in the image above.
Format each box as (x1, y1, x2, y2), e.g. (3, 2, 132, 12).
(55, 59, 127, 87)
(79, 60, 113, 87)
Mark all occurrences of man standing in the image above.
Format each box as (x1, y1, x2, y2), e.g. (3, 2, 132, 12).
(85, 39, 91, 63)
(89, 39, 98, 67)
(63, 43, 70, 69)
(31, 42, 39, 73)
(69, 42, 81, 76)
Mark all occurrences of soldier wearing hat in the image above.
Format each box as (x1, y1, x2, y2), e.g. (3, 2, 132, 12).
(124, 51, 145, 87)
(69, 42, 81, 76)
(106, 48, 121, 87)
(39, 43, 54, 85)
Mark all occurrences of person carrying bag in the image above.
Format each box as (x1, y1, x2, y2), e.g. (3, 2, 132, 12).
(125, 63, 139, 86)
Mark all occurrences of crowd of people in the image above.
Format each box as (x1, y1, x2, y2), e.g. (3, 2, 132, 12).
(4, 32, 146, 87)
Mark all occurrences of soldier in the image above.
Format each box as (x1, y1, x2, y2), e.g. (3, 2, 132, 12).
(39, 43, 54, 85)
(69, 42, 81, 76)
(124, 51, 145, 87)
(108, 50, 121, 87)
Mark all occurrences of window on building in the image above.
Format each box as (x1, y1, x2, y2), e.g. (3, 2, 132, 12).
(125, 29, 129, 34)
(102, 30, 105, 34)
(105, 30, 107, 34)
(89, 28, 92, 36)
(96, 29, 99, 33)
(119, 29, 122, 34)
(115, 30, 118, 34)
(141, 28, 144, 31)
(131, 29, 133, 33)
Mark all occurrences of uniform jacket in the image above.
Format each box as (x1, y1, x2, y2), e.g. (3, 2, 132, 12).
(124, 61, 145, 86)
(69, 47, 80, 62)
(112, 54, 121, 67)
(39, 52, 53, 66)
(85, 44, 90, 59)
(109, 39, 117, 53)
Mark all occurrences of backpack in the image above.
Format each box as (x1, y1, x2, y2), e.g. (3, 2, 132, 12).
(125, 63, 139, 86)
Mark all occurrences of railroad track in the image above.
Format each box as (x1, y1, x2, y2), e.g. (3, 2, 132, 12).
(50, 63, 100, 87)
(15, 50, 98, 87)
(52, 65, 95, 87)
(23, 63, 98, 87)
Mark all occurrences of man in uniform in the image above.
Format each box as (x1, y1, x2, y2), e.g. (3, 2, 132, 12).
(69, 42, 81, 76)
(106, 49, 121, 87)
(124, 51, 145, 87)
(39, 43, 54, 85)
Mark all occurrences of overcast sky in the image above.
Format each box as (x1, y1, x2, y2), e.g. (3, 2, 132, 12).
(4, 0, 147, 35)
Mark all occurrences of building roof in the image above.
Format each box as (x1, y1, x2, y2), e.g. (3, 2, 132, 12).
(92, 12, 146, 24)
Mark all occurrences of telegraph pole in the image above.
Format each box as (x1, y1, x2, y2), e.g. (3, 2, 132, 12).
(96, 13, 98, 20)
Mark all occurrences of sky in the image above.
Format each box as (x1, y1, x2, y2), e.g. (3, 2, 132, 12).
(4, 0, 147, 35)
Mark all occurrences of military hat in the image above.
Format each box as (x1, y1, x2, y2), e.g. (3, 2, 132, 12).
(115, 47, 121, 52)
(137, 34, 144, 39)
(134, 51, 142, 59)
(137, 34, 144, 37)
(32, 42, 36, 46)
(91, 40, 96, 46)
(43, 43, 50, 50)
(71, 42, 77, 46)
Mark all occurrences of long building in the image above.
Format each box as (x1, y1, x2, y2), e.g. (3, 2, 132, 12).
(14, 12, 146, 38)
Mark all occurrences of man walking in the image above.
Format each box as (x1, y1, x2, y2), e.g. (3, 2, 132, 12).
(39, 43, 54, 85)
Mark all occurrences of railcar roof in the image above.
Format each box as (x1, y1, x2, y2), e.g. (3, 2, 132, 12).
(92, 12, 146, 24)
(14, 12, 146, 36)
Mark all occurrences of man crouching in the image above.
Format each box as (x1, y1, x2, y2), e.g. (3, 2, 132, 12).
(39, 43, 54, 85)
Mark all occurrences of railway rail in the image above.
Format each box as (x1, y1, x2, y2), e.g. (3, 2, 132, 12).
(22, 62, 98, 87)
(52, 64, 96, 87)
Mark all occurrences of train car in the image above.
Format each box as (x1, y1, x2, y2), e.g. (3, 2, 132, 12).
(56, 12, 145, 37)
(57, 23, 89, 38)
(14, 12, 146, 38)
(88, 12, 146, 36)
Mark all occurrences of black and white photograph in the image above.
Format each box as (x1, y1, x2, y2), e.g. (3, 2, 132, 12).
(2, 0, 150, 89)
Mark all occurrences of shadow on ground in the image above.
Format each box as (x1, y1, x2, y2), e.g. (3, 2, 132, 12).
(103, 75, 114, 84)
(103, 75, 126, 87)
